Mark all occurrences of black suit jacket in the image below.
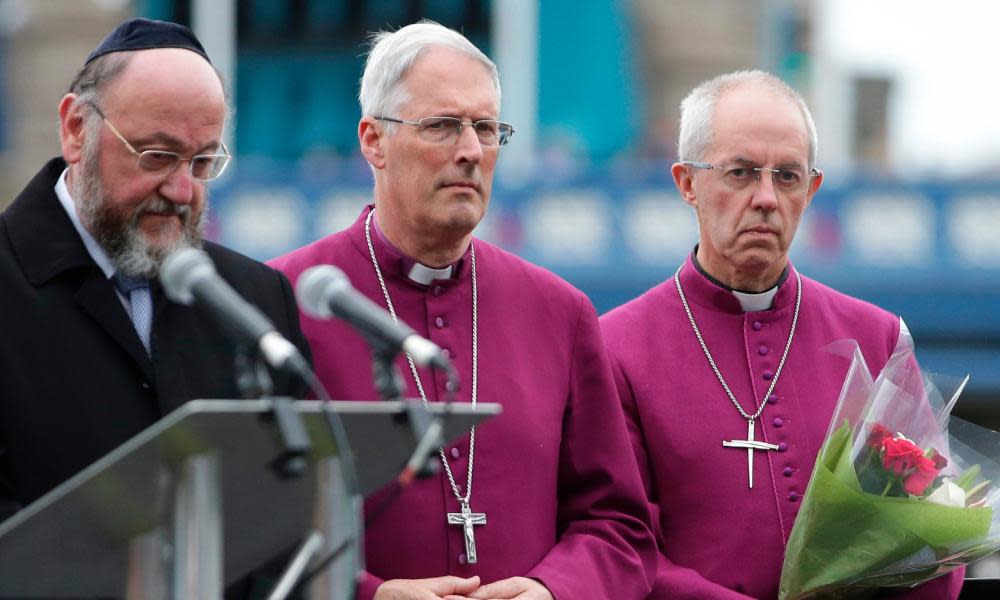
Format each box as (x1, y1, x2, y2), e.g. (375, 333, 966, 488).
(0, 158, 312, 519)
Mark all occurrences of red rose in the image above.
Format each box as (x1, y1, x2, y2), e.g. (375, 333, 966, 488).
(930, 449, 948, 470)
(881, 437, 945, 495)
(882, 437, 924, 476)
(868, 424, 893, 449)
(903, 454, 939, 496)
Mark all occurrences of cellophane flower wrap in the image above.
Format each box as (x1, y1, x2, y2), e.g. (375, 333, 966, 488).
(778, 331, 1000, 599)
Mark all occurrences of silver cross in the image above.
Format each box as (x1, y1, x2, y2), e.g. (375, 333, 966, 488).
(447, 501, 487, 564)
(723, 420, 780, 489)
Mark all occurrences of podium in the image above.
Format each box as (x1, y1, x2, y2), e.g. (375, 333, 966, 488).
(0, 398, 500, 599)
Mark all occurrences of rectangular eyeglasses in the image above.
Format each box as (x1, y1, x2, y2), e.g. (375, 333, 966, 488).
(376, 116, 515, 147)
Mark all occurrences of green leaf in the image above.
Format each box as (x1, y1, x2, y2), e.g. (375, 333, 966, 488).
(966, 480, 991, 505)
(955, 464, 982, 492)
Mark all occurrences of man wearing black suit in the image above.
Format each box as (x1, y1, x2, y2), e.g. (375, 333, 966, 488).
(0, 19, 309, 521)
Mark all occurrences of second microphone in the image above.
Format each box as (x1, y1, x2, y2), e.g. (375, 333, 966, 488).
(296, 264, 450, 370)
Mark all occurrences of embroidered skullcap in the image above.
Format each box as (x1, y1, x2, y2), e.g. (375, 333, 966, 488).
(85, 18, 211, 65)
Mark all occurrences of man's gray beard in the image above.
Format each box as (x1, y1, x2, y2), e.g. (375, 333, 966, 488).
(73, 155, 205, 279)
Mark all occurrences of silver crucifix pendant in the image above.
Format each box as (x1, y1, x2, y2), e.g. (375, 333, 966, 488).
(447, 501, 487, 563)
(723, 419, 780, 489)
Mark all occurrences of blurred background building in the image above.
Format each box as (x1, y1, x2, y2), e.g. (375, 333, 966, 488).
(1, 0, 999, 432)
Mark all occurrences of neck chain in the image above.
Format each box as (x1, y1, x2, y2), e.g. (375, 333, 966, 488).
(674, 265, 802, 488)
(365, 210, 486, 561)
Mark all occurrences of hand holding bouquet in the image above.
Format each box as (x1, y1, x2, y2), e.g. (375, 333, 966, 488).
(778, 333, 1000, 599)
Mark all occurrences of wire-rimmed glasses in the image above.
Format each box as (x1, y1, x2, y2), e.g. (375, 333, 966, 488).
(87, 102, 231, 181)
(682, 161, 821, 196)
(376, 115, 515, 147)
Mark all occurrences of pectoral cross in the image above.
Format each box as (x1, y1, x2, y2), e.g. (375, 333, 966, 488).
(723, 419, 780, 489)
(447, 501, 487, 564)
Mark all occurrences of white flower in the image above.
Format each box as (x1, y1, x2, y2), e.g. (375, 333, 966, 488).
(925, 478, 967, 507)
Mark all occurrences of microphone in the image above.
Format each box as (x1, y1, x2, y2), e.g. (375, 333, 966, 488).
(296, 264, 448, 369)
(298, 264, 457, 485)
(160, 247, 309, 375)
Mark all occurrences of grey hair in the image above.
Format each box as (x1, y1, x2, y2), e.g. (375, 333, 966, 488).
(678, 69, 818, 169)
(359, 20, 501, 119)
(65, 53, 133, 156)
(68, 52, 135, 106)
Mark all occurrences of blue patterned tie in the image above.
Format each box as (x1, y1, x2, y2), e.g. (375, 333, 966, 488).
(112, 272, 153, 355)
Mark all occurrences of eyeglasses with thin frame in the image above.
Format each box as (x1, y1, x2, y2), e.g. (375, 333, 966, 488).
(375, 116, 515, 147)
(86, 102, 231, 181)
(682, 161, 821, 196)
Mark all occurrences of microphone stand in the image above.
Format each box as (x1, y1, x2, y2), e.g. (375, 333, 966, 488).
(234, 345, 274, 399)
(370, 345, 405, 403)
(281, 328, 462, 596)
(235, 347, 310, 479)
(261, 348, 365, 600)
(367, 341, 442, 482)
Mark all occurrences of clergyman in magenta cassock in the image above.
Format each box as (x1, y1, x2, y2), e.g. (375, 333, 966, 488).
(600, 70, 963, 599)
(269, 21, 655, 600)
(272, 207, 654, 600)
(603, 256, 962, 598)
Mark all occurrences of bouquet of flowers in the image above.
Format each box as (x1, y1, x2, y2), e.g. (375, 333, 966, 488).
(778, 332, 1000, 599)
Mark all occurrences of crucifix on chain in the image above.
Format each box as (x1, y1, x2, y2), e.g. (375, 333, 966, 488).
(723, 419, 780, 489)
(447, 501, 487, 563)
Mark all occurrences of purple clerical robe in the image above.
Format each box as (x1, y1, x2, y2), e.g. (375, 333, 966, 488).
(269, 206, 655, 600)
(600, 256, 963, 599)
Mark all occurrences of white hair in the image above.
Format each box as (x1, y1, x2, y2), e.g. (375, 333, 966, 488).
(358, 20, 501, 118)
(678, 69, 818, 168)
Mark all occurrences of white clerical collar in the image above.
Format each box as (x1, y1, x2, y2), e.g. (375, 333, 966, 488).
(407, 262, 453, 285)
(689, 248, 785, 311)
(732, 287, 779, 312)
(55, 168, 116, 279)
(370, 211, 456, 284)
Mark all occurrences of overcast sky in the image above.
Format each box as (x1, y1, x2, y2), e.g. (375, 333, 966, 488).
(817, 0, 1000, 176)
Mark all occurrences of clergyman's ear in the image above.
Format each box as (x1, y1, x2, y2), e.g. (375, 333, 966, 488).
(359, 116, 387, 169)
(671, 162, 698, 207)
(803, 168, 824, 209)
(58, 94, 90, 165)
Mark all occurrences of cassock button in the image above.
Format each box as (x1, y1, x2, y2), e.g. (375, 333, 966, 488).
(788, 491, 800, 502)
(445, 380, 457, 392)
(777, 442, 789, 452)
(458, 553, 467, 565)
(762, 370, 774, 381)
(772, 417, 784, 428)
(767, 394, 779, 404)
(141, 382, 151, 390)
(450, 447, 461, 459)
(783, 467, 794, 477)
(432, 285, 444, 297)
(758, 345, 769, 356)
(753, 321, 763, 331)
(435, 316, 447, 328)
(442, 348, 452, 359)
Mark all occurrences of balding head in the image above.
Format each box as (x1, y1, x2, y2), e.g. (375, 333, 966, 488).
(677, 70, 817, 169)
